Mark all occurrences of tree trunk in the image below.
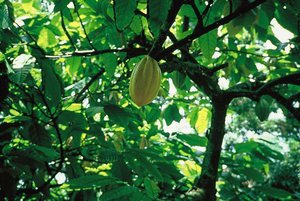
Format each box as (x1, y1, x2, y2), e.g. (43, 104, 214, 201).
(196, 99, 228, 201)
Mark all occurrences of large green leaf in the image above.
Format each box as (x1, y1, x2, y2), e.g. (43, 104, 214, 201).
(164, 104, 181, 126)
(0, 4, 9, 29)
(275, 6, 298, 34)
(197, 29, 217, 60)
(144, 178, 160, 199)
(255, 186, 293, 199)
(176, 134, 207, 147)
(236, 167, 265, 182)
(27, 121, 52, 147)
(10, 54, 35, 84)
(37, 27, 57, 49)
(148, 0, 171, 37)
(66, 57, 82, 76)
(234, 141, 258, 153)
(41, 60, 64, 109)
(104, 105, 132, 126)
(113, 0, 137, 30)
(111, 157, 132, 183)
(144, 104, 161, 123)
(195, 108, 211, 134)
(125, 150, 163, 181)
(100, 185, 136, 201)
(102, 53, 117, 78)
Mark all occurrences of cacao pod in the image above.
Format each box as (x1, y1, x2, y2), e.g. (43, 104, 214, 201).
(129, 55, 161, 106)
(255, 97, 270, 121)
(172, 71, 186, 88)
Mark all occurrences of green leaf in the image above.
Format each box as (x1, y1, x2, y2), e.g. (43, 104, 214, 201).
(86, 106, 104, 118)
(104, 105, 132, 126)
(42, 60, 63, 109)
(144, 104, 161, 123)
(258, 143, 284, 160)
(0, 4, 9, 29)
(148, 0, 171, 37)
(54, 0, 71, 12)
(58, 110, 87, 130)
(10, 54, 35, 84)
(106, 23, 123, 47)
(164, 104, 181, 126)
(255, 186, 292, 199)
(62, 175, 118, 189)
(144, 178, 160, 199)
(236, 167, 265, 182)
(111, 157, 132, 183)
(102, 53, 117, 78)
(275, 6, 298, 34)
(187, 108, 199, 128)
(126, 150, 163, 181)
(28, 121, 52, 147)
(255, 96, 271, 121)
(66, 57, 82, 76)
(100, 185, 135, 201)
(195, 108, 210, 134)
(234, 141, 258, 153)
(33, 145, 60, 161)
(37, 27, 57, 49)
(113, 0, 137, 30)
(130, 15, 142, 34)
(176, 134, 207, 147)
(197, 29, 217, 60)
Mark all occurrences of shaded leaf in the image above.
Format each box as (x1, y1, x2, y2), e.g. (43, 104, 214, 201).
(164, 104, 181, 126)
(113, 0, 137, 30)
(144, 178, 160, 199)
(148, 0, 171, 37)
(104, 105, 132, 126)
(176, 134, 207, 147)
(10, 54, 36, 84)
(42, 60, 63, 109)
(62, 175, 118, 189)
(256, 186, 292, 199)
(197, 29, 217, 60)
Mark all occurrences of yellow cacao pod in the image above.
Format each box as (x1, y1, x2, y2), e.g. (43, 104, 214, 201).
(129, 55, 161, 106)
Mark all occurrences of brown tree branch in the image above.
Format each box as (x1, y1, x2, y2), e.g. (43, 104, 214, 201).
(225, 72, 300, 121)
(267, 89, 300, 121)
(149, 0, 184, 59)
(157, 0, 267, 59)
(226, 71, 300, 99)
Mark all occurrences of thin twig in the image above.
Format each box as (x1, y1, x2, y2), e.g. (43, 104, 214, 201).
(74, 67, 105, 102)
(202, 0, 214, 19)
(72, 0, 97, 50)
(60, 11, 76, 51)
(229, 0, 233, 14)
(149, 0, 184, 59)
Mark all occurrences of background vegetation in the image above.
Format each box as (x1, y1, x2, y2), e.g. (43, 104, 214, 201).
(0, 0, 299, 200)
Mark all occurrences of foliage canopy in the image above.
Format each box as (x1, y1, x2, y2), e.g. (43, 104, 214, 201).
(0, 0, 299, 200)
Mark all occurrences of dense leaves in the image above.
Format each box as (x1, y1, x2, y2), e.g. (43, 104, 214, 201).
(0, 0, 299, 200)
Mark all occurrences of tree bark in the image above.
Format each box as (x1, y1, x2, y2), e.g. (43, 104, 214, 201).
(196, 98, 228, 201)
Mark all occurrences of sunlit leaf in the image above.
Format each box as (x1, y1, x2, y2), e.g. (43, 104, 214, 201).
(195, 108, 210, 134)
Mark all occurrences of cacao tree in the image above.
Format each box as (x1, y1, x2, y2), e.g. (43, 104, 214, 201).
(0, 0, 299, 200)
